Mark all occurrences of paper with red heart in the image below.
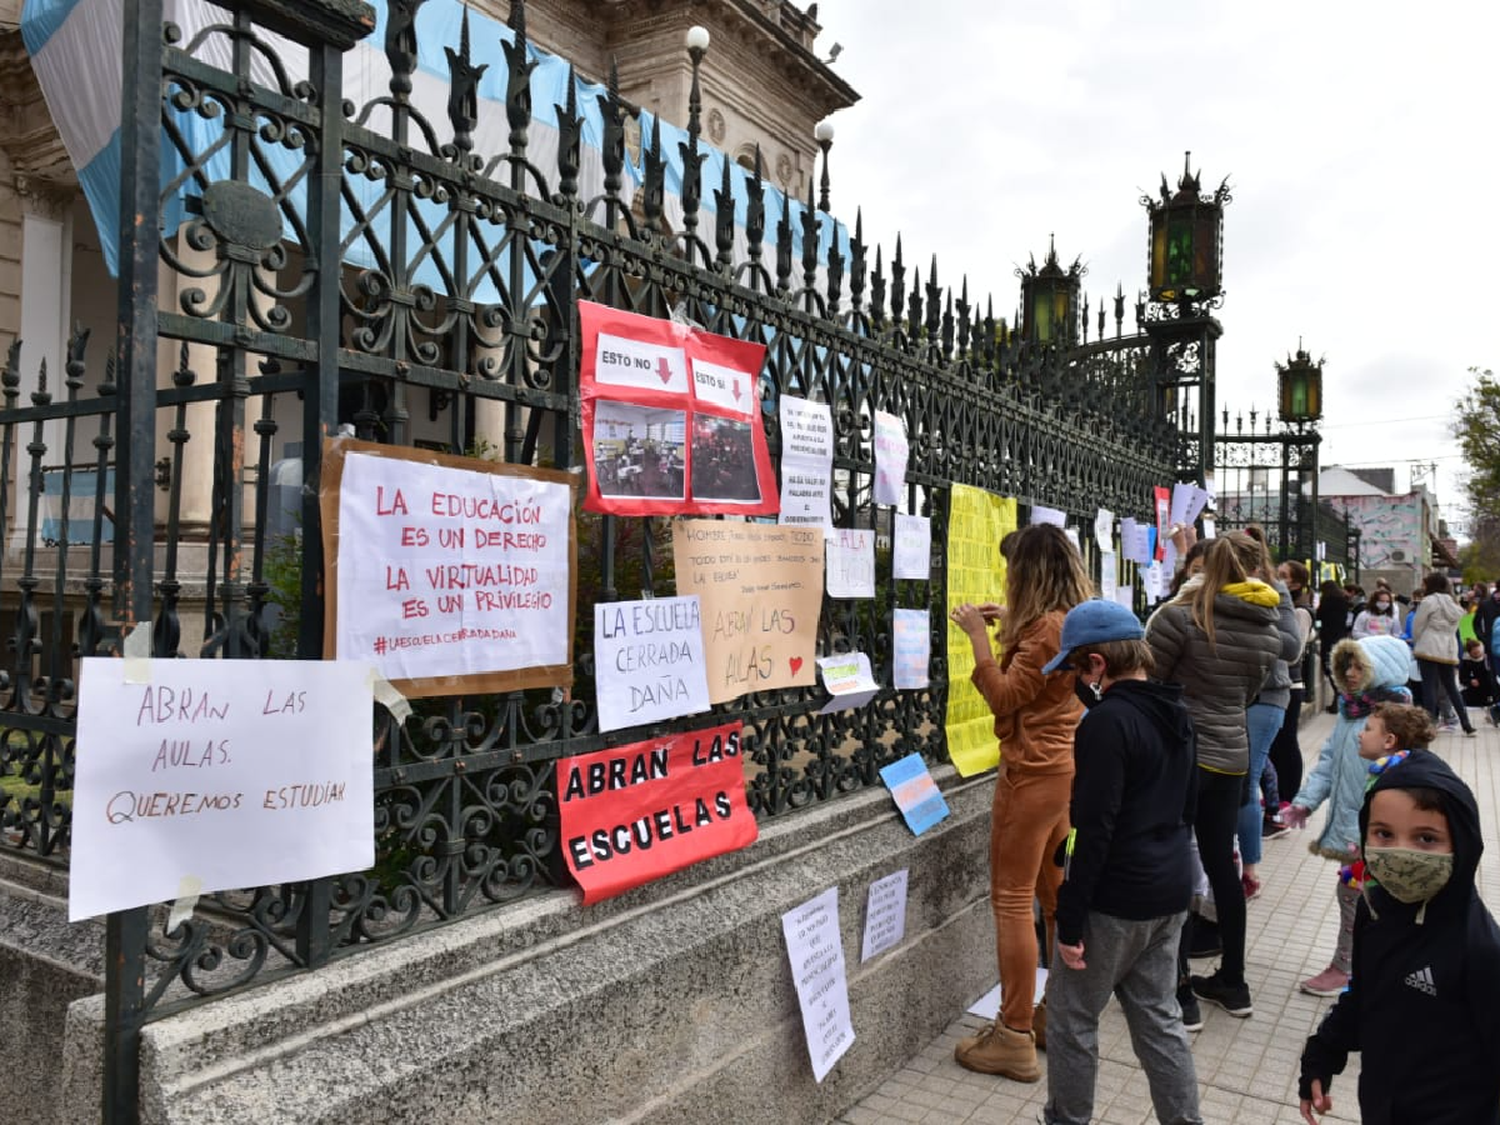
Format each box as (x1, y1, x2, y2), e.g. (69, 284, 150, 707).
(672, 518, 823, 705)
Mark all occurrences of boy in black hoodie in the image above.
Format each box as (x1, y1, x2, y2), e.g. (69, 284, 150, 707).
(1040, 600, 1202, 1125)
(1298, 750, 1500, 1124)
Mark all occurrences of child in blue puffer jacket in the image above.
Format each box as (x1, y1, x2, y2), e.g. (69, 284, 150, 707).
(1284, 634, 1412, 997)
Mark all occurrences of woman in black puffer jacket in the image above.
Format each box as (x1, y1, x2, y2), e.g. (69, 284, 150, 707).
(1147, 533, 1282, 1022)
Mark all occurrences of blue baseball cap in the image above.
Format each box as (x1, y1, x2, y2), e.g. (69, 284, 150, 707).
(1041, 599, 1145, 674)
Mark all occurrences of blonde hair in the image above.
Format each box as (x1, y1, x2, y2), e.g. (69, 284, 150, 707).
(1000, 524, 1095, 652)
(1239, 526, 1276, 579)
(1187, 536, 1254, 646)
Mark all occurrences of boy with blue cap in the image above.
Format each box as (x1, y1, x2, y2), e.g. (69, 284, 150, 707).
(1041, 599, 1203, 1125)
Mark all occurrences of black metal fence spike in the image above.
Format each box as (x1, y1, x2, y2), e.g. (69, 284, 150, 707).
(598, 57, 624, 206)
(870, 242, 886, 328)
(445, 5, 488, 159)
(745, 146, 765, 259)
(890, 235, 905, 326)
(385, 0, 426, 99)
(848, 208, 866, 310)
(825, 222, 844, 315)
(642, 114, 664, 231)
(502, 0, 538, 164)
(924, 255, 941, 342)
(554, 64, 581, 200)
(800, 177, 820, 290)
(714, 157, 735, 270)
(774, 189, 793, 295)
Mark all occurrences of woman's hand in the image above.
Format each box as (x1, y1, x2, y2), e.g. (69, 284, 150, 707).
(976, 602, 1006, 625)
(1283, 805, 1310, 830)
(950, 603, 990, 638)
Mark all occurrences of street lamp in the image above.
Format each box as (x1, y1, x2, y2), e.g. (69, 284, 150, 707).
(814, 119, 834, 212)
(1277, 343, 1324, 424)
(1143, 151, 1229, 306)
(1017, 235, 1083, 346)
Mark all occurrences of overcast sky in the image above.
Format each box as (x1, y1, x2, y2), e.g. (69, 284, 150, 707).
(809, 1, 1497, 530)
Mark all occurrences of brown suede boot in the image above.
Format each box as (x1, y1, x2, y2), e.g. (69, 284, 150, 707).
(1033, 1000, 1046, 1051)
(953, 1022, 1040, 1081)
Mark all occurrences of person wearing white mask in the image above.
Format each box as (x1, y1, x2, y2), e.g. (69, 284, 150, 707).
(1352, 590, 1402, 640)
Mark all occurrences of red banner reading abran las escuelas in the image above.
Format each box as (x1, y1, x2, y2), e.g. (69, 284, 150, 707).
(559, 721, 758, 904)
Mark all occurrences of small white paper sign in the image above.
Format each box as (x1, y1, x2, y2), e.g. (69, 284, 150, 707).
(778, 396, 835, 534)
(1171, 482, 1210, 529)
(966, 969, 1050, 1019)
(861, 869, 909, 962)
(818, 652, 880, 713)
(1120, 517, 1152, 565)
(1099, 551, 1118, 602)
(69, 659, 375, 922)
(1064, 527, 1081, 553)
(1030, 504, 1067, 528)
(782, 887, 855, 1083)
(1202, 517, 1216, 540)
(873, 410, 909, 506)
(1115, 582, 1135, 609)
(893, 514, 931, 580)
(1143, 562, 1164, 605)
(1094, 509, 1114, 553)
(593, 596, 710, 733)
(893, 609, 930, 690)
(826, 528, 876, 598)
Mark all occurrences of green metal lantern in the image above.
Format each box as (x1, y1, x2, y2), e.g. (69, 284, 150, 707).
(1277, 345, 1324, 423)
(1144, 152, 1229, 305)
(1019, 236, 1083, 345)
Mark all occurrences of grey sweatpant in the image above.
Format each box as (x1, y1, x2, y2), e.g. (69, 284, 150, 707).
(1044, 910, 1202, 1125)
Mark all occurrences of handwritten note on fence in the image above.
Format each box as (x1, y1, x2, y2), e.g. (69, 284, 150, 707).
(321, 440, 576, 697)
(594, 596, 710, 733)
(782, 887, 856, 1082)
(673, 519, 824, 705)
(69, 658, 374, 921)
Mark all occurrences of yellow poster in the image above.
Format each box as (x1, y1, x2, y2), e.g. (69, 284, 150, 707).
(673, 519, 825, 705)
(944, 485, 1016, 776)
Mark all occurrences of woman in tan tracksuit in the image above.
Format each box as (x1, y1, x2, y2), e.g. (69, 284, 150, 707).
(949, 523, 1093, 1083)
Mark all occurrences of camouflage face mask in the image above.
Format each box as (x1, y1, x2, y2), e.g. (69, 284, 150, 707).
(1364, 847, 1453, 906)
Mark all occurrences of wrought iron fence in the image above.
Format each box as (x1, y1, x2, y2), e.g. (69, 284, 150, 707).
(1, 2, 1182, 1086)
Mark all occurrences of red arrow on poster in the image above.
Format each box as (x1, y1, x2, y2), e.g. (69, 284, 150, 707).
(656, 357, 674, 385)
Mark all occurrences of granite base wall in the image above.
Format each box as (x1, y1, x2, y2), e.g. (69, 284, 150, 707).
(47, 767, 995, 1124)
(0, 858, 105, 1125)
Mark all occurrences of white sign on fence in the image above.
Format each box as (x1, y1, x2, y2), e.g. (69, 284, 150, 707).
(68, 658, 375, 922)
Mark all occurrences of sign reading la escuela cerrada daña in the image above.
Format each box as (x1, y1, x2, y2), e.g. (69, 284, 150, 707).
(559, 721, 758, 904)
(321, 439, 577, 698)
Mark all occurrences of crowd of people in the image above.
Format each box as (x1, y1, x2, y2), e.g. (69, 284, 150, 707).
(947, 523, 1500, 1125)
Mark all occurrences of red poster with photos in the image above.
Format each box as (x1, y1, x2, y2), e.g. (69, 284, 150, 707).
(578, 300, 779, 516)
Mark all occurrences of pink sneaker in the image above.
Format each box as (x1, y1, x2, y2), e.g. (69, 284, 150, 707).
(1299, 967, 1349, 997)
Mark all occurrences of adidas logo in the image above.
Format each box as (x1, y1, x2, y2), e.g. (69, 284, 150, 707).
(1404, 966, 1437, 996)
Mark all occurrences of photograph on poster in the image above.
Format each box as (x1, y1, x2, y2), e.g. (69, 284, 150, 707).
(690, 415, 762, 503)
(592, 401, 687, 500)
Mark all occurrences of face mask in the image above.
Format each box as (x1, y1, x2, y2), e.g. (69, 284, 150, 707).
(1376, 600, 1390, 610)
(1365, 847, 1453, 905)
(1073, 676, 1102, 709)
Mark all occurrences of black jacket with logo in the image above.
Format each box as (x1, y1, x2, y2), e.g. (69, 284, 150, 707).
(1055, 679, 1197, 947)
(1299, 750, 1500, 1124)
